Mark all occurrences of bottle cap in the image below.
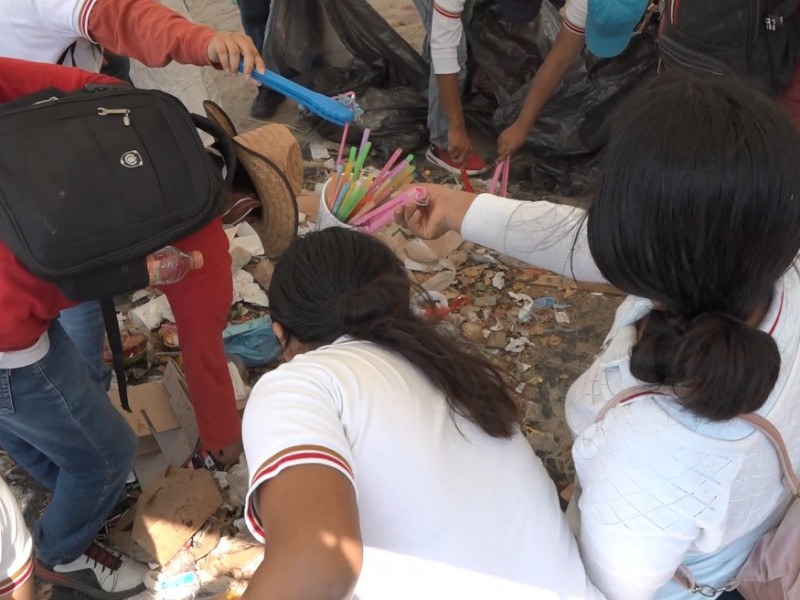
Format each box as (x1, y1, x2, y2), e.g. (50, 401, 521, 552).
(189, 251, 204, 270)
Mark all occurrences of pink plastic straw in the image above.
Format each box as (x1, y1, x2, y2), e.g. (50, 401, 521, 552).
(500, 157, 510, 197)
(354, 187, 427, 227)
(335, 92, 356, 169)
(488, 161, 504, 194)
(358, 128, 371, 157)
(335, 123, 349, 169)
(367, 148, 403, 195)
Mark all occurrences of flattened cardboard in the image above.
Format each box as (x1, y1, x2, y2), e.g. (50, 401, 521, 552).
(108, 381, 180, 436)
(109, 360, 200, 488)
(132, 467, 223, 565)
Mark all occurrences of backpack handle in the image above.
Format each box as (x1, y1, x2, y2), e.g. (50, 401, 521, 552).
(191, 113, 237, 190)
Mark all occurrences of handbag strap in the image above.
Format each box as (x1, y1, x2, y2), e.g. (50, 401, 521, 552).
(738, 412, 800, 496)
(596, 386, 800, 495)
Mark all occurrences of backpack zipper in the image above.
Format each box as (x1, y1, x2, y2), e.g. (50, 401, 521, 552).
(97, 107, 131, 126)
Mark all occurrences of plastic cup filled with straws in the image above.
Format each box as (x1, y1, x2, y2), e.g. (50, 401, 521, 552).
(317, 128, 428, 234)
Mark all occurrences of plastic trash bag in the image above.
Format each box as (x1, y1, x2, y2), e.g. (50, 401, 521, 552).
(222, 316, 281, 367)
(311, 87, 429, 159)
(263, 0, 429, 154)
(467, 0, 659, 193)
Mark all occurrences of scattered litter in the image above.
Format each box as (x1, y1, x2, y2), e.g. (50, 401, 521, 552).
(223, 317, 281, 367)
(508, 292, 534, 323)
(422, 270, 456, 293)
(491, 272, 505, 290)
(232, 270, 269, 307)
(486, 331, 507, 349)
(230, 247, 252, 272)
(130, 294, 174, 331)
(515, 383, 526, 394)
(471, 253, 497, 265)
(532, 296, 570, 310)
(309, 142, 331, 160)
(473, 295, 497, 307)
(504, 337, 529, 353)
(405, 239, 439, 263)
(555, 311, 571, 325)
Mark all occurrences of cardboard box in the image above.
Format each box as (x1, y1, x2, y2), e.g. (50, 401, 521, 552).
(109, 360, 199, 489)
(132, 467, 223, 565)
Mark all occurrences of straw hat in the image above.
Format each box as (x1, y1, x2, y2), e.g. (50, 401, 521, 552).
(203, 101, 301, 259)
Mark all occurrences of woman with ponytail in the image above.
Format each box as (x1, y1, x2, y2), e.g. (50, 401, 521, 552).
(240, 227, 603, 600)
(400, 71, 800, 600)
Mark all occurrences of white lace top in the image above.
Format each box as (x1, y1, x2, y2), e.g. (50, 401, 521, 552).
(462, 194, 800, 600)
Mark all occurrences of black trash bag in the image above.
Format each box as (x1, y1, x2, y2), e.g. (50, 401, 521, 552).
(311, 87, 429, 160)
(467, 0, 659, 193)
(264, 0, 430, 153)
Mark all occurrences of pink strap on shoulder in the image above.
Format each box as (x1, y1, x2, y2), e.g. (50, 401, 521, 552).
(593, 385, 671, 424)
(739, 412, 800, 496)
(595, 387, 800, 496)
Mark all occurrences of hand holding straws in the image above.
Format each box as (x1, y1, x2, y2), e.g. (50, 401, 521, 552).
(328, 128, 422, 233)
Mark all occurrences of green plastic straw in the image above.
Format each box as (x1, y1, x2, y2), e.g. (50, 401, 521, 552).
(352, 141, 372, 180)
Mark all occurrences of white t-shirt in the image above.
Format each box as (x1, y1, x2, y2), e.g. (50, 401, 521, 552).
(462, 193, 800, 600)
(0, 480, 33, 596)
(243, 338, 604, 599)
(0, 0, 102, 71)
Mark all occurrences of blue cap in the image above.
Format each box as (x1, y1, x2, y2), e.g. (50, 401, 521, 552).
(585, 0, 650, 59)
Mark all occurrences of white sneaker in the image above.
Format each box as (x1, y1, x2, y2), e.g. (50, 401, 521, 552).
(36, 542, 148, 599)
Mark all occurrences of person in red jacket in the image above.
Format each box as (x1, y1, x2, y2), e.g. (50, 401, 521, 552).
(0, 55, 155, 600)
(0, 0, 267, 467)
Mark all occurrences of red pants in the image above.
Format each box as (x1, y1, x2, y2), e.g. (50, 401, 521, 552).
(160, 218, 240, 451)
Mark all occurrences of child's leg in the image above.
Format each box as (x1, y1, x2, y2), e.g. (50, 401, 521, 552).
(57, 301, 112, 391)
(161, 219, 242, 456)
(410, 0, 474, 149)
(0, 323, 136, 567)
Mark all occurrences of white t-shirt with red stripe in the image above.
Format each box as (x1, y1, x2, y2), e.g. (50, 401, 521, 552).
(243, 338, 604, 598)
(0, 480, 33, 596)
(0, 0, 102, 70)
(429, 0, 587, 74)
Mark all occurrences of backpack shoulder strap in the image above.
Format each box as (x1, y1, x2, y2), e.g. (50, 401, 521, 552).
(739, 412, 800, 495)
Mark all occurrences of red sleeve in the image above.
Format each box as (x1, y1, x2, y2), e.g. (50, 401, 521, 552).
(0, 57, 121, 102)
(88, 0, 216, 68)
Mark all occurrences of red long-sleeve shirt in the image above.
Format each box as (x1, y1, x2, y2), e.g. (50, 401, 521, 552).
(0, 58, 121, 351)
(0, 0, 215, 71)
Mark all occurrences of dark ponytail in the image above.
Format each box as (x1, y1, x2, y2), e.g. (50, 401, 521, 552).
(269, 228, 520, 438)
(586, 71, 800, 421)
(630, 311, 780, 420)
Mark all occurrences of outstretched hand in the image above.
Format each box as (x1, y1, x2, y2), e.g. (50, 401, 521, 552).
(207, 31, 266, 77)
(395, 184, 477, 240)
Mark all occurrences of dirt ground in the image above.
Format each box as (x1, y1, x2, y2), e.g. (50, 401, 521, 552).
(16, 1, 623, 598)
(184, 0, 621, 490)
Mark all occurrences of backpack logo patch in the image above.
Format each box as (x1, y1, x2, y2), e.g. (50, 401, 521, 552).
(120, 151, 143, 168)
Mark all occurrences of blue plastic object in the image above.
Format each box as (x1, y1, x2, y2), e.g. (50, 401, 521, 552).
(241, 63, 356, 125)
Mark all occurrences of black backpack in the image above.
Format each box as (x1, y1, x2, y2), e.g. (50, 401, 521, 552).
(0, 86, 236, 409)
(658, 0, 800, 94)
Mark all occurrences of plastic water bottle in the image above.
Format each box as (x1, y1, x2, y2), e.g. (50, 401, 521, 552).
(147, 246, 204, 285)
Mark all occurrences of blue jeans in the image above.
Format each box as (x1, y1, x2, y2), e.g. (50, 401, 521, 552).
(238, 0, 271, 53)
(0, 323, 136, 566)
(59, 301, 112, 390)
(411, 0, 474, 148)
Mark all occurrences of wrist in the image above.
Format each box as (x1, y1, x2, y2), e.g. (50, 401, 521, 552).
(448, 192, 477, 232)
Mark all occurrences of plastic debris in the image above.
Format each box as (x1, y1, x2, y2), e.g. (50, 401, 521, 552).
(222, 317, 281, 367)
